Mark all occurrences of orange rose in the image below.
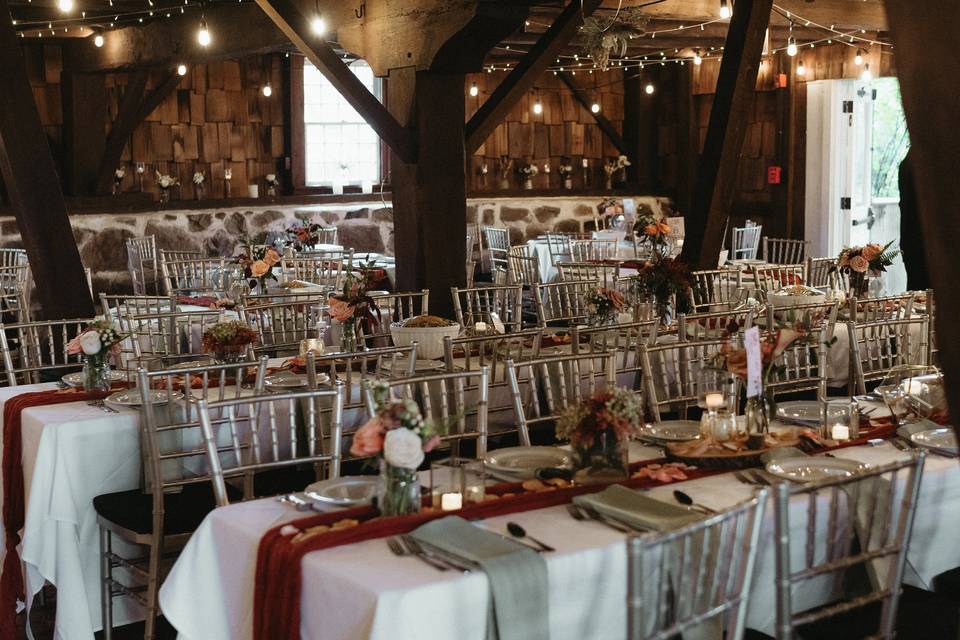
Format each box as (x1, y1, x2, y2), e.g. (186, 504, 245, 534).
(328, 297, 355, 322)
(848, 255, 869, 273)
(644, 224, 660, 237)
(250, 260, 270, 277)
(725, 348, 748, 377)
(350, 417, 386, 457)
(264, 249, 281, 266)
(658, 222, 671, 235)
(861, 244, 881, 262)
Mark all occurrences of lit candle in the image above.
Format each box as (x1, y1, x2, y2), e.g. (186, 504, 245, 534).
(474, 321, 488, 332)
(704, 392, 725, 409)
(543, 163, 551, 174)
(582, 158, 589, 168)
(831, 424, 850, 441)
(440, 492, 463, 511)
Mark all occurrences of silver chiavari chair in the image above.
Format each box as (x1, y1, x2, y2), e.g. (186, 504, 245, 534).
(451, 284, 524, 333)
(762, 237, 808, 265)
(0, 247, 27, 268)
(126, 236, 159, 295)
(506, 352, 615, 446)
(159, 249, 203, 263)
(508, 245, 542, 286)
(628, 489, 769, 640)
(848, 317, 929, 395)
(730, 223, 762, 261)
(298, 248, 354, 269)
(533, 280, 597, 328)
(572, 320, 659, 392)
(96, 358, 269, 640)
(465, 233, 476, 288)
(805, 257, 837, 291)
(0, 317, 96, 386)
(127, 309, 225, 360)
(279, 256, 346, 289)
(557, 262, 620, 286)
(544, 232, 573, 266)
(640, 338, 732, 421)
(765, 328, 828, 402)
(240, 289, 328, 307)
(241, 300, 323, 358)
(364, 290, 430, 346)
(99, 293, 175, 318)
(689, 268, 745, 312)
(482, 226, 510, 275)
(677, 309, 755, 341)
(0, 264, 33, 324)
(773, 454, 926, 640)
(924, 288, 937, 366)
(848, 293, 916, 323)
(161, 257, 228, 296)
(752, 265, 806, 297)
(365, 368, 490, 457)
(765, 300, 839, 342)
(570, 238, 617, 262)
(310, 226, 339, 246)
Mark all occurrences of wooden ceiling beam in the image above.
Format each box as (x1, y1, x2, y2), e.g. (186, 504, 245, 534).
(597, 0, 886, 29)
(254, 0, 417, 164)
(465, 0, 603, 155)
(680, 0, 773, 269)
(557, 70, 627, 155)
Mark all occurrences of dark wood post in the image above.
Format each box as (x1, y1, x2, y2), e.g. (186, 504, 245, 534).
(0, 0, 94, 319)
(61, 72, 107, 196)
(623, 70, 661, 190)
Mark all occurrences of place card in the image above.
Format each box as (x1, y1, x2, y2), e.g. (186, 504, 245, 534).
(744, 326, 762, 398)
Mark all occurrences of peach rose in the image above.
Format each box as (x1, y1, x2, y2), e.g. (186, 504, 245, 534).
(724, 348, 748, 377)
(658, 222, 672, 235)
(264, 248, 281, 266)
(848, 255, 869, 273)
(350, 417, 386, 457)
(250, 260, 270, 277)
(328, 297, 355, 322)
(861, 244, 881, 262)
(644, 224, 660, 237)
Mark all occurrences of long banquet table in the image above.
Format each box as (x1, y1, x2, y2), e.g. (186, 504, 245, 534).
(159, 438, 960, 640)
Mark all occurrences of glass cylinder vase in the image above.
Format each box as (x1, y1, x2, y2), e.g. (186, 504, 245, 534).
(378, 460, 421, 517)
(745, 389, 777, 448)
(340, 318, 359, 352)
(572, 430, 629, 485)
(82, 354, 111, 392)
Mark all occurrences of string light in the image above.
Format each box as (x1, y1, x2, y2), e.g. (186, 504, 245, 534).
(532, 96, 543, 115)
(644, 83, 655, 94)
(93, 32, 103, 47)
(469, 82, 478, 97)
(693, 49, 702, 65)
(262, 82, 272, 97)
(787, 36, 797, 56)
(197, 16, 210, 46)
(57, 0, 73, 13)
(719, 0, 731, 19)
(591, 102, 601, 113)
(860, 62, 872, 82)
(854, 48, 865, 65)
(796, 58, 806, 76)
(310, 12, 325, 35)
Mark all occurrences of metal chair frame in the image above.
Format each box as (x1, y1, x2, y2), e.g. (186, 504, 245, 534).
(689, 268, 745, 312)
(160, 257, 228, 296)
(0, 317, 96, 386)
(127, 236, 159, 295)
(533, 280, 598, 328)
(640, 337, 732, 421)
(848, 317, 929, 394)
(451, 284, 525, 333)
(731, 224, 762, 261)
(762, 237, 808, 265)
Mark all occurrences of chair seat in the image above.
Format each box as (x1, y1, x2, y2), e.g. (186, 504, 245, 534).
(252, 464, 320, 498)
(93, 483, 237, 536)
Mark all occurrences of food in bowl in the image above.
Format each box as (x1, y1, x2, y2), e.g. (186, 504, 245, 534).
(389, 315, 462, 360)
(402, 315, 458, 328)
(772, 285, 822, 297)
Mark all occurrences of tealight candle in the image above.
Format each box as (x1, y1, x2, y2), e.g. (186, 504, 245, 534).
(440, 492, 463, 511)
(474, 321, 488, 332)
(704, 392, 725, 409)
(831, 424, 850, 440)
(582, 158, 589, 168)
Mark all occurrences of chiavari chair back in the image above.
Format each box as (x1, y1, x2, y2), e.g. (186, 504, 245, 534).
(240, 290, 329, 307)
(925, 288, 937, 366)
(451, 284, 524, 333)
(678, 309, 755, 341)
(298, 248, 354, 268)
(752, 265, 806, 297)
(482, 227, 511, 275)
(544, 233, 573, 266)
(280, 256, 346, 289)
(95, 357, 270, 640)
(628, 489, 769, 640)
(773, 454, 926, 640)
(848, 317, 929, 394)
(364, 368, 490, 456)
(689, 268, 744, 312)
(0, 247, 27, 269)
(765, 328, 828, 401)
(127, 309, 225, 359)
(506, 352, 615, 446)
(241, 300, 324, 357)
(848, 293, 916, 323)
(557, 262, 620, 286)
(313, 227, 339, 246)
(508, 245, 542, 286)
(443, 330, 542, 385)
(364, 290, 430, 346)
(572, 320, 659, 391)
(731, 223, 762, 261)
(764, 300, 839, 342)
(0, 317, 96, 386)
(160, 257, 228, 296)
(570, 238, 617, 262)
(159, 249, 203, 263)
(640, 338, 732, 421)
(0, 264, 32, 324)
(126, 236, 159, 295)
(533, 280, 596, 327)
(465, 233, 476, 288)
(99, 293, 175, 318)
(762, 237, 808, 265)
(805, 257, 837, 290)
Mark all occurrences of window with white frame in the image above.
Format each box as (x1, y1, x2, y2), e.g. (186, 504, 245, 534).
(303, 59, 381, 186)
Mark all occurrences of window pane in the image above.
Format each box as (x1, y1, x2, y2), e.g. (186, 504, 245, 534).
(871, 78, 911, 199)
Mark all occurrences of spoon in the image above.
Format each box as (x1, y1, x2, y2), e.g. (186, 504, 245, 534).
(672, 490, 717, 515)
(506, 521, 555, 552)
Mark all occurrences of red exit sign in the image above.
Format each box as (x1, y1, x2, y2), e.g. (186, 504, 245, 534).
(767, 166, 782, 184)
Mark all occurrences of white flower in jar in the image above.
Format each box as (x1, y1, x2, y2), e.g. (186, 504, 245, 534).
(383, 427, 425, 470)
(79, 331, 103, 356)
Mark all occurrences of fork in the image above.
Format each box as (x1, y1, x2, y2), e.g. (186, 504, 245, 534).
(386, 537, 448, 572)
(567, 503, 640, 533)
(401, 536, 475, 572)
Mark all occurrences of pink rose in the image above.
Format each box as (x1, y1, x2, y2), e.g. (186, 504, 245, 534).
(329, 298, 355, 322)
(861, 244, 881, 262)
(66, 333, 84, 355)
(422, 434, 441, 453)
(350, 417, 386, 457)
(849, 255, 869, 273)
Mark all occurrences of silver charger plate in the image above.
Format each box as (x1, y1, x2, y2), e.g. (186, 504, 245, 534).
(766, 457, 867, 482)
(304, 476, 378, 507)
(264, 372, 329, 389)
(776, 400, 823, 426)
(910, 428, 959, 456)
(483, 446, 573, 479)
(637, 420, 702, 443)
(104, 389, 172, 407)
(62, 369, 126, 387)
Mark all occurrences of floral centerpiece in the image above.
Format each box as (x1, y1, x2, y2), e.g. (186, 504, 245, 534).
(603, 154, 631, 189)
(631, 257, 691, 326)
(328, 264, 382, 352)
(265, 173, 280, 197)
(557, 388, 643, 483)
(191, 171, 205, 200)
(201, 320, 257, 363)
(112, 167, 125, 195)
(636, 211, 671, 253)
(585, 287, 626, 326)
(497, 155, 514, 190)
(351, 381, 443, 516)
(831, 240, 900, 297)
(285, 222, 326, 251)
(517, 161, 539, 190)
(558, 160, 575, 189)
(155, 171, 179, 203)
(66, 321, 125, 391)
(597, 198, 626, 230)
(234, 245, 281, 293)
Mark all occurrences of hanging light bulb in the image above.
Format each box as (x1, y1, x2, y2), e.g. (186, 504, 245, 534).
(591, 102, 601, 113)
(177, 63, 187, 76)
(532, 96, 543, 115)
(58, 0, 73, 13)
(796, 58, 806, 76)
(262, 82, 272, 97)
(468, 82, 478, 97)
(854, 48, 865, 66)
(693, 49, 702, 65)
(310, 14, 326, 35)
(860, 62, 872, 82)
(197, 17, 210, 46)
(786, 36, 797, 57)
(644, 83, 655, 95)
(719, 0, 731, 19)
(93, 32, 104, 47)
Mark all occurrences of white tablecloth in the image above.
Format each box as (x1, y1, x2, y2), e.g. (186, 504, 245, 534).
(159, 440, 960, 640)
(526, 240, 637, 284)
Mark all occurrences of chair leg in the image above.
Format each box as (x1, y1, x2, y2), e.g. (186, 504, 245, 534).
(143, 539, 162, 640)
(99, 526, 114, 640)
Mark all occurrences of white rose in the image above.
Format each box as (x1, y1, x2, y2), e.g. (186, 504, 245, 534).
(383, 428, 424, 469)
(79, 331, 102, 356)
(266, 173, 276, 182)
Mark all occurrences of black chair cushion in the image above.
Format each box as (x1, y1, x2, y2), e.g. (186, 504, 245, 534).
(252, 464, 320, 498)
(93, 482, 239, 536)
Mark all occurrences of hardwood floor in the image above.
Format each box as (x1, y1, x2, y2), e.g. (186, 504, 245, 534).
(18, 587, 176, 640)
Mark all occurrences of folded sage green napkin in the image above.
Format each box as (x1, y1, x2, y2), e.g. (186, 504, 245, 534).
(760, 446, 809, 465)
(897, 418, 942, 440)
(573, 484, 703, 532)
(411, 516, 548, 640)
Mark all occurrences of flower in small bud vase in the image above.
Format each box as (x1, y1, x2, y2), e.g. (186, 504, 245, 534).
(192, 171, 205, 200)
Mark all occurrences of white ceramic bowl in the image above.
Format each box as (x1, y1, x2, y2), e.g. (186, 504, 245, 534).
(389, 322, 461, 360)
(768, 286, 826, 308)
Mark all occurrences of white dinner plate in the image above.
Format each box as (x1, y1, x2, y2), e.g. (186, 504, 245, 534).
(104, 389, 172, 407)
(304, 476, 378, 507)
(910, 428, 959, 456)
(776, 401, 823, 426)
(483, 446, 573, 479)
(379, 359, 445, 375)
(61, 369, 126, 387)
(765, 457, 867, 482)
(264, 372, 329, 389)
(637, 420, 701, 443)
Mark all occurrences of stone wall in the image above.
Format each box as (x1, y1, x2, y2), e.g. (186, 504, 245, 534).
(0, 194, 671, 295)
